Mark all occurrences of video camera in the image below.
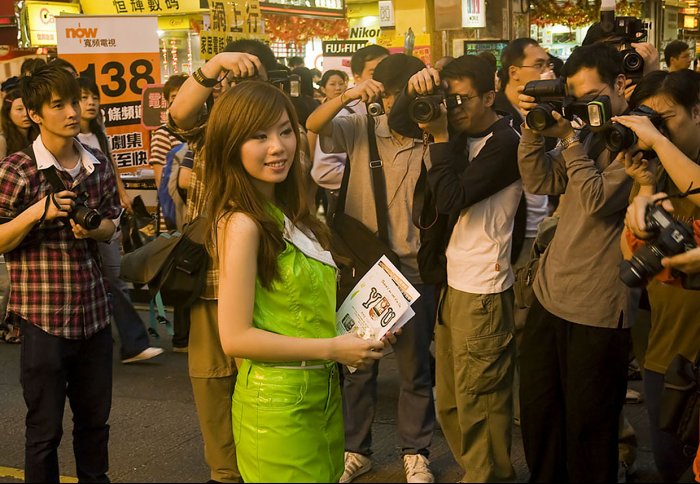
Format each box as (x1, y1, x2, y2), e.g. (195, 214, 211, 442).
(522, 78, 613, 131)
(599, 2, 649, 81)
(620, 203, 700, 290)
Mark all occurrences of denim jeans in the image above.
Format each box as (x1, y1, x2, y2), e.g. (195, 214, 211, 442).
(20, 321, 112, 483)
(98, 240, 150, 360)
(342, 283, 436, 457)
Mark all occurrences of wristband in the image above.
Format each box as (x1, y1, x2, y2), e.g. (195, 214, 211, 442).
(192, 67, 219, 88)
(560, 132, 578, 149)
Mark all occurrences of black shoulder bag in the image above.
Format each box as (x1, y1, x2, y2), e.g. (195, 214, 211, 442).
(330, 115, 401, 306)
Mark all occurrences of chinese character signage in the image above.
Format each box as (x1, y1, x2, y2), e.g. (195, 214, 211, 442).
(20, 1, 82, 46)
(141, 84, 168, 130)
(57, 15, 161, 174)
(200, 0, 266, 60)
(80, 0, 205, 15)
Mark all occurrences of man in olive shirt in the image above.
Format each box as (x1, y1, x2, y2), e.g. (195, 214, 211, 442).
(517, 43, 633, 482)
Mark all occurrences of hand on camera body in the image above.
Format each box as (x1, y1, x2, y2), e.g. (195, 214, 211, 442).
(663, 247, 700, 275)
(620, 150, 656, 187)
(342, 78, 384, 104)
(611, 114, 665, 152)
(625, 192, 674, 240)
(38, 190, 75, 222)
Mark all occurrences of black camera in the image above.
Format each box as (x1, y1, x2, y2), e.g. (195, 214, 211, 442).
(620, 204, 700, 289)
(600, 11, 649, 81)
(409, 94, 444, 123)
(523, 78, 569, 131)
(602, 105, 663, 152)
(367, 98, 385, 117)
(71, 192, 102, 230)
(267, 70, 301, 98)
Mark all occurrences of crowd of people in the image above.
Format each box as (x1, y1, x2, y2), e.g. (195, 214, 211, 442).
(0, 21, 699, 484)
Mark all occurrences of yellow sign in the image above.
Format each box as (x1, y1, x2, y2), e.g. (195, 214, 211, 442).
(80, 0, 205, 16)
(200, 0, 266, 60)
(158, 15, 191, 30)
(21, 1, 81, 46)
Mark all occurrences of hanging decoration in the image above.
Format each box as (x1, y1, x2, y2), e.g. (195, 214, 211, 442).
(264, 15, 349, 45)
(531, 0, 644, 28)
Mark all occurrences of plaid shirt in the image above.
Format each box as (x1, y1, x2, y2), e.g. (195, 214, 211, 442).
(0, 137, 121, 339)
(167, 114, 219, 299)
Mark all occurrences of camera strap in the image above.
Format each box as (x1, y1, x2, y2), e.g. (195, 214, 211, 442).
(366, 115, 391, 245)
(333, 116, 391, 245)
(655, 184, 700, 203)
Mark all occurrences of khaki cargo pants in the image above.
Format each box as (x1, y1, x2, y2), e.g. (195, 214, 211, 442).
(435, 286, 516, 483)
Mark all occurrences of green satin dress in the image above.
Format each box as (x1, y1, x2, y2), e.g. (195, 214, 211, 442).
(232, 207, 343, 483)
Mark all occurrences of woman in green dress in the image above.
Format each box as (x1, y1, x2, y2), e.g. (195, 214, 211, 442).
(203, 80, 390, 483)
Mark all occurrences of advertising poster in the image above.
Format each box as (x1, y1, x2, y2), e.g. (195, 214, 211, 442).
(56, 15, 161, 174)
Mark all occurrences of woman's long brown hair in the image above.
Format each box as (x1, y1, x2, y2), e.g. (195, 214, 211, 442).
(203, 81, 331, 289)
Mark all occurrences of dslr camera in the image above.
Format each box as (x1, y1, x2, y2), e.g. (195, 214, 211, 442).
(600, 9, 649, 81)
(407, 81, 468, 124)
(367, 98, 385, 117)
(620, 204, 700, 290)
(522, 78, 569, 131)
(267, 70, 301, 98)
(523, 78, 614, 131)
(602, 105, 663, 152)
(71, 192, 102, 230)
(409, 93, 444, 123)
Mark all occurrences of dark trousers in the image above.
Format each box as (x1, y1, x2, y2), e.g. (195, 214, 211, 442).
(643, 369, 696, 482)
(519, 297, 630, 483)
(20, 321, 113, 483)
(342, 284, 436, 456)
(172, 303, 191, 349)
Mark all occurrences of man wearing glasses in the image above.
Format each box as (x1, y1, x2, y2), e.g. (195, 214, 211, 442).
(400, 55, 522, 482)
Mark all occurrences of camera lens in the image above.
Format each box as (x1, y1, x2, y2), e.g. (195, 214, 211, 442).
(367, 102, 383, 117)
(409, 99, 438, 123)
(72, 205, 102, 230)
(526, 104, 556, 131)
(623, 51, 643, 73)
(604, 123, 636, 151)
(619, 244, 665, 287)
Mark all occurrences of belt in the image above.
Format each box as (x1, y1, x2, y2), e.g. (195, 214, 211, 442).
(256, 360, 332, 371)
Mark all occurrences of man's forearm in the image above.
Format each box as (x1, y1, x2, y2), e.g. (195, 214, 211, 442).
(0, 203, 42, 254)
(89, 219, 117, 243)
(306, 95, 346, 136)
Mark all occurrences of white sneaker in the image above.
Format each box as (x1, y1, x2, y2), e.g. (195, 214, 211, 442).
(339, 451, 372, 483)
(121, 347, 164, 364)
(403, 454, 434, 483)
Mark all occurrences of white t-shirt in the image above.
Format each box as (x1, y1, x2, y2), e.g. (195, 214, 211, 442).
(77, 132, 101, 152)
(446, 133, 523, 294)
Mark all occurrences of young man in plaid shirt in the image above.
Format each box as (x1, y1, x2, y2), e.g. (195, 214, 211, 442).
(0, 65, 121, 482)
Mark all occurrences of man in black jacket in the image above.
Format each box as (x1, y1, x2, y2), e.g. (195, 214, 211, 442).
(397, 55, 522, 482)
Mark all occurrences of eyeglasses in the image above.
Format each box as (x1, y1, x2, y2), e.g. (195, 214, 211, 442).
(516, 61, 555, 72)
(445, 92, 481, 110)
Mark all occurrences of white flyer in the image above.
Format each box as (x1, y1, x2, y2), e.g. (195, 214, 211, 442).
(336, 256, 420, 341)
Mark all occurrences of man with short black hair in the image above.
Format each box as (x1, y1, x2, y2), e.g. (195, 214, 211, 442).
(664, 40, 692, 72)
(402, 54, 522, 482)
(517, 42, 633, 482)
(0, 64, 121, 482)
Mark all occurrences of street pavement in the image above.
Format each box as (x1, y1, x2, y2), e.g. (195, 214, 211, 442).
(0, 306, 663, 483)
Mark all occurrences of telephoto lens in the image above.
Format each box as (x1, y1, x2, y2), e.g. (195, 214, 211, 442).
(72, 205, 102, 230)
